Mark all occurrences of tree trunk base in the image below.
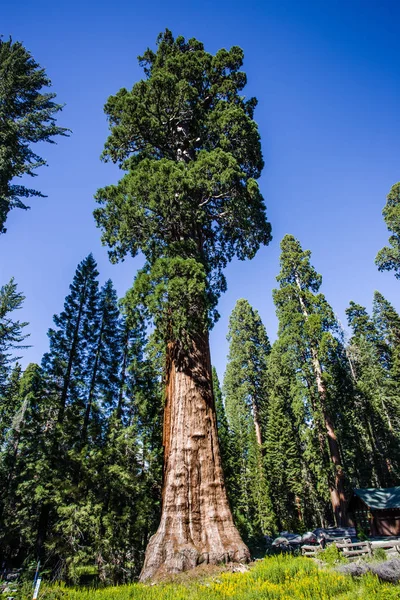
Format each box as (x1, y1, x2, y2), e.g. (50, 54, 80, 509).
(140, 523, 250, 581)
(139, 337, 251, 582)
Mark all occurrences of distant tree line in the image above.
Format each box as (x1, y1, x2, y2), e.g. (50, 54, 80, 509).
(218, 232, 400, 549)
(0, 255, 163, 583)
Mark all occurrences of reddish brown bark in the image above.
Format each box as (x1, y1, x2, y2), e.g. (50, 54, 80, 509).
(139, 334, 250, 581)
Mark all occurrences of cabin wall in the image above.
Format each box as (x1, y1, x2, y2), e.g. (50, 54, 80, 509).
(371, 510, 400, 536)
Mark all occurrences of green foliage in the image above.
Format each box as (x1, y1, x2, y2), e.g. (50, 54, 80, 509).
(373, 548, 387, 562)
(376, 182, 400, 278)
(223, 299, 275, 538)
(318, 543, 347, 565)
(32, 556, 398, 599)
(0, 37, 68, 232)
(265, 341, 304, 532)
(213, 367, 235, 498)
(0, 255, 163, 583)
(95, 30, 271, 346)
(272, 236, 339, 523)
(346, 296, 400, 486)
(0, 278, 29, 394)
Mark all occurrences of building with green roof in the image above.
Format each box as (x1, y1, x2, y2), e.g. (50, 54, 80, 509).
(348, 487, 400, 536)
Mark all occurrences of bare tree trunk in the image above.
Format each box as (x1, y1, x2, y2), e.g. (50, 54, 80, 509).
(139, 334, 250, 581)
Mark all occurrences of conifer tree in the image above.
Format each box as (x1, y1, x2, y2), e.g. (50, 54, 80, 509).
(224, 299, 270, 446)
(273, 235, 346, 526)
(223, 299, 275, 539)
(95, 30, 271, 579)
(0, 278, 29, 395)
(376, 182, 400, 278)
(373, 291, 400, 389)
(93, 306, 162, 583)
(0, 363, 21, 449)
(0, 363, 56, 564)
(81, 279, 122, 443)
(38, 254, 100, 559)
(265, 341, 303, 532)
(346, 299, 400, 484)
(0, 38, 68, 233)
(43, 254, 100, 427)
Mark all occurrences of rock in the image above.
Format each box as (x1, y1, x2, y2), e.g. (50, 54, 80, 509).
(370, 558, 400, 583)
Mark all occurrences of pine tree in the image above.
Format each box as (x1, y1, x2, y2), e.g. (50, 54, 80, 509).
(346, 298, 400, 485)
(93, 305, 162, 583)
(0, 38, 68, 233)
(81, 279, 122, 444)
(223, 299, 275, 540)
(265, 341, 303, 532)
(95, 30, 271, 579)
(0, 362, 21, 449)
(38, 254, 100, 559)
(43, 254, 100, 427)
(273, 235, 346, 526)
(0, 363, 56, 564)
(373, 291, 400, 384)
(376, 182, 400, 278)
(0, 278, 29, 395)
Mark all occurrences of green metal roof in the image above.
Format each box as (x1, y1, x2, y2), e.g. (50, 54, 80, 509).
(353, 487, 400, 510)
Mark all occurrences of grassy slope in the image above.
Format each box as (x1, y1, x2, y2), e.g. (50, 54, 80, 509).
(35, 556, 399, 599)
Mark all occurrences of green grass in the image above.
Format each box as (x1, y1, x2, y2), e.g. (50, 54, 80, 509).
(17, 555, 400, 599)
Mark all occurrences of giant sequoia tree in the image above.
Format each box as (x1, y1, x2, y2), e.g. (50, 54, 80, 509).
(95, 30, 271, 580)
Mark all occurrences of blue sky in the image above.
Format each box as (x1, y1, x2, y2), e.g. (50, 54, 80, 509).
(1, 0, 400, 381)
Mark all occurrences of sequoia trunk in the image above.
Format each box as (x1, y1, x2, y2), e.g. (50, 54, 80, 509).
(139, 334, 250, 581)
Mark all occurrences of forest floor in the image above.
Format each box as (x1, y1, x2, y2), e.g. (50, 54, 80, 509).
(14, 555, 399, 600)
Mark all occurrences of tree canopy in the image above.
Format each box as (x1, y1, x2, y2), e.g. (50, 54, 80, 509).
(376, 182, 400, 278)
(95, 29, 271, 349)
(0, 37, 68, 233)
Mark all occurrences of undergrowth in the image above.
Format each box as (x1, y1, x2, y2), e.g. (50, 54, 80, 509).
(14, 555, 400, 599)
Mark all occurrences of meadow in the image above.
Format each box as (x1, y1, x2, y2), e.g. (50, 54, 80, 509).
(18, 555, 399, 600)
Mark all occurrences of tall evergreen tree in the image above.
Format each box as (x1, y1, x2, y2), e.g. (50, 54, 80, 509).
(38, 254, 100, 559)
(91, 304, 162, 583)
(0, 363, 56, 565)
(346, 299, 400, 485)
(95, 30, 271, 579)
(224, 299, 270, 447)
(81, 279, 122, 444)
(265, 341, 304, 532)
(0, 38, 68, 233)
(43, 254, 100, 427)
(376, 182, 400, 278)
(273, 235, 346, 526)
(0, 278, 29, 395)
(223, 299, 274, 539)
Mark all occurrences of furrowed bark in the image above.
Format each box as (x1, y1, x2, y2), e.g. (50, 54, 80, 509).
(139, 334, 250, 581)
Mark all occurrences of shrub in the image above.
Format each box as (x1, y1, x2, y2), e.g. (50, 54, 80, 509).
(373, 548, 388, 562)
(318, 543, 348, 565)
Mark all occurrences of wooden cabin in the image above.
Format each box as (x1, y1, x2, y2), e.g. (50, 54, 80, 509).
(348, 487, 400, 536)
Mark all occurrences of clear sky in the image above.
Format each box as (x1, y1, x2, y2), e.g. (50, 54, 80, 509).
(1, 0, 400, 381)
